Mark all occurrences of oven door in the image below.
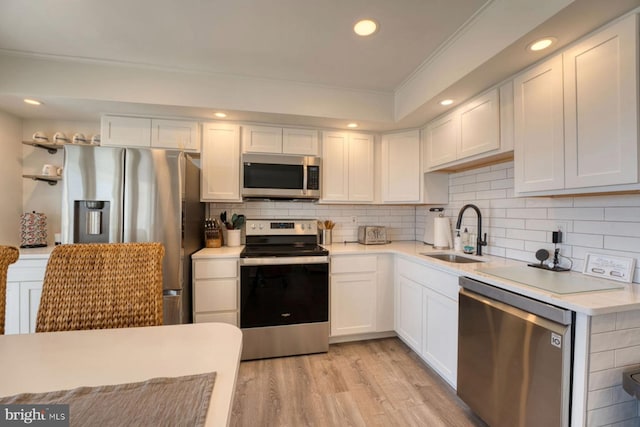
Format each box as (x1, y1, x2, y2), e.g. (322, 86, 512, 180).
(240, 256, 329, 329)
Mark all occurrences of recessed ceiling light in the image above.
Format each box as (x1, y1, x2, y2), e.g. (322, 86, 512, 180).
(528, 37, 556, 52)
(24, 98, 42, 106)
(214, 112, 227, 118)
(354, 19, 378, 37)
(440, 99, 454, 106)
(347, 123, 358, 128)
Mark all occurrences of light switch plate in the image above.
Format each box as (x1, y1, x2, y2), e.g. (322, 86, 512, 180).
(583, 253, 636, 283)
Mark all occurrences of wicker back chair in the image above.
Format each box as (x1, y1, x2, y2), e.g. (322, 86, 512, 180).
(36, 243, 165, 333)
(0, 246, 19, 335)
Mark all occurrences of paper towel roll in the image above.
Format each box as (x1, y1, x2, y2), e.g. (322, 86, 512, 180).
(433, 216, 453, 249)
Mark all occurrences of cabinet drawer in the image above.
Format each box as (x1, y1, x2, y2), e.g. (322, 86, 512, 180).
(331, 255, 377, 274)
(194, 279, 237, 312)
(397, 257, 459, 301)
(193, 259, 237, 279)
(194, 311, 238, 326)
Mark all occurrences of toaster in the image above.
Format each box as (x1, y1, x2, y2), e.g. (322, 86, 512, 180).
(358, 226, 387, 245)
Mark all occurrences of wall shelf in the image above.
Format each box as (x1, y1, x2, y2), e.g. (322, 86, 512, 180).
(22, 174, 61, 186)
(22, 140, 96, 154)
(22, 140, 63, 154)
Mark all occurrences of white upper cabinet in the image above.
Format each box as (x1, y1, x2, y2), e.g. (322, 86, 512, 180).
(425, 88, 501, 170)
(563, 15, 638, 189)
(424, 112, 459, 168)
(101, 116, 151, 148)
(242, 125, 318, 156)
(283, 128, 319, 156)
(201, 123, 241, 202)
(101, 115, 200, 151)
(321, 131, 374, 203)
(514, 55, 565, 193)
(381, 130, 421, 202)
(242, 125, 282, 153)
(514, 15, 638, 196)
(151, 119, 200, 151)
(458, 90, 500, 158)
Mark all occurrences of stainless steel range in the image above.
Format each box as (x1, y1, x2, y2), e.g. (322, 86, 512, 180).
(239, 219, 329, 360)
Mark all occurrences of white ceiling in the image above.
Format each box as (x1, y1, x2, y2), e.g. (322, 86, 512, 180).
(0, 0, 639, 130)
(0, 0, 488, 91)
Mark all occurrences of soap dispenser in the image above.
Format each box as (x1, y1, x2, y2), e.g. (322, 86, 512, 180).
(454, 230, 462, 251)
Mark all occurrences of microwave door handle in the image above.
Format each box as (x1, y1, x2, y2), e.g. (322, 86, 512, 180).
(303, 164, 308, 193)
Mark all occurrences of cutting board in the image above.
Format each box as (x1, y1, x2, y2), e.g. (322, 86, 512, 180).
(478, 266, 625, 294)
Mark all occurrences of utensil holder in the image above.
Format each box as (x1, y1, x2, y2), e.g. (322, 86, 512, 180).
(226, 229, 241, 247)
(321, 229, 332, 245)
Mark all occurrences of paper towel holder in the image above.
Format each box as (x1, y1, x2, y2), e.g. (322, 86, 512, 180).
(432, 213, 453, 250)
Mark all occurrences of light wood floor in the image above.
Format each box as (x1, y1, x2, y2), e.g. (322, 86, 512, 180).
(231, 337, 487, 427)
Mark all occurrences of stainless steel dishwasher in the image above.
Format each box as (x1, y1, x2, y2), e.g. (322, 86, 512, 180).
(457, 276, 574, 427)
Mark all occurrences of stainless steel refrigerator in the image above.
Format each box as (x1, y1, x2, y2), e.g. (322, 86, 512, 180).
(61, 145, 204, 325)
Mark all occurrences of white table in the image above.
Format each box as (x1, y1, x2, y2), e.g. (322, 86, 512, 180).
(0, 323, 243, 427)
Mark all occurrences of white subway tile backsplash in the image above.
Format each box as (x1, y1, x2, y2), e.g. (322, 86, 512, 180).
(591, 330, 640, 353)
(505, 228, 547, 242)
(506, 208, 547, 219)
(605, 236, 640, 253)
(587, 401, 638, 427)
(617, 311, 640, 329)
(524, 198, 574, 208)
(476, 189, 507, 200)
(567, 233, 604, 249)
(476, 169, 507, 183)
(491, 179, 513, 190)
(548, 207, 605, 221)
(590, 351, 616, 372)
(605, 207, 640, 222)
(463, 181, 491, 192)
(615, 345, 640, 366)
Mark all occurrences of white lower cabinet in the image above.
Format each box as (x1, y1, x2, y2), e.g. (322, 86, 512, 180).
(395, 257, 459, 388)
(192, 258, 239, 326)
(330, 254, 393, 337)
(5, 257, 47, 334)
(395, 274, 423, 350)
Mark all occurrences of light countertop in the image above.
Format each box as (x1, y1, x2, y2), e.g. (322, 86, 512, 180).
(193, 241, 640, 315)
(17, 246, 55, 259)
(0, 322, 242, 427)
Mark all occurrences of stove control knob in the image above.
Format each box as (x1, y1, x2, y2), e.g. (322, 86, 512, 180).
(259, 224, 264, 230)
(251, 224, 256, 230)
(300, 224, 306, 230)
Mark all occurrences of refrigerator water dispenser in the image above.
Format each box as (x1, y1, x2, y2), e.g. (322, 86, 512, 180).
(73, 200, 110, 243)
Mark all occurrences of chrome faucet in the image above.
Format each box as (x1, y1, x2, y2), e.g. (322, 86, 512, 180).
(455, 204, 488, 256)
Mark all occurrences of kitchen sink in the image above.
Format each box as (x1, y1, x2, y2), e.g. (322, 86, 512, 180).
(420, 253, 485, 264)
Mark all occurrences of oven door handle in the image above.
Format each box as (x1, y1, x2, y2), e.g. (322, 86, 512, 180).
(240, 256, 329, 266)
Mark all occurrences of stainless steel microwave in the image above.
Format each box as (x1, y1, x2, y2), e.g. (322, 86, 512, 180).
(242, 154, 321, 199)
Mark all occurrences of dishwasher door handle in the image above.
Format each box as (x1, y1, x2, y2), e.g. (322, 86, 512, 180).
(460, 288, 569, 335)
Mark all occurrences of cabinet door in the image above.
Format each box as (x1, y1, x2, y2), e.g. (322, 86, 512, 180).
(194, 279, 238, 312)
(347, 133, 374, 202)
(201, 123, 241, 201)
(4, 281, 19, 335)
(395, 274, 423, 352)
(331, 272, 377, 336)
(101, 116, 151, 147)
(321, 132, 350, 202)
(151, 119, 200, 152)
(514, 55, 564, 193)
(563, 16, 638, 188)
(423, 288, 458, 388)
(19, 281, 42, 334)
(458, 89, 500, 159)
(282, 128, 319, 156)
(425, 112, 459, 168)
(381, 130, 421, 202)
(242, 125, 282, 153)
